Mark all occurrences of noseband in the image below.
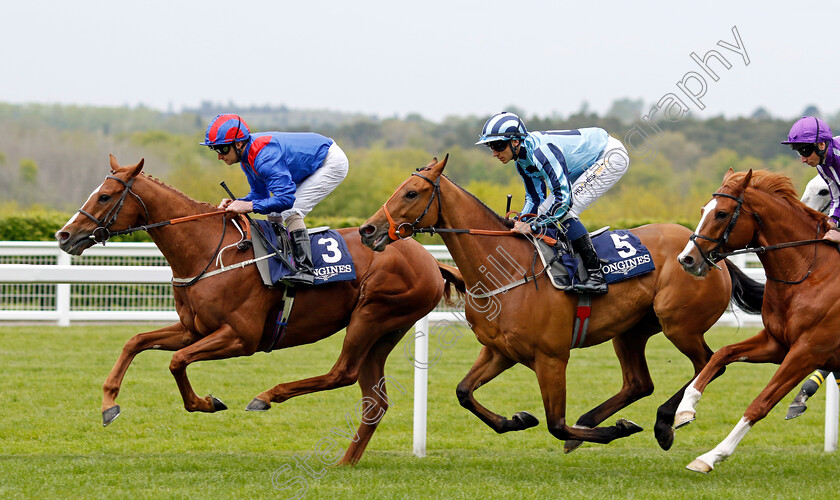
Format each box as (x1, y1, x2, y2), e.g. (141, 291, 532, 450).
(77, 174, 150, 244)
(381, 172, 442, 240)
(688, 191, 759, 268)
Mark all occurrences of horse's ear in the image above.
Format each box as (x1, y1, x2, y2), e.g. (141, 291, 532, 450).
(740, 169, 753, 190)
(431, 153, 449, 174)
(130, 158, 145, 177)
(424, 157, 438, 169)
(109, 154, 120, 172)
(722, 167, 736, 181)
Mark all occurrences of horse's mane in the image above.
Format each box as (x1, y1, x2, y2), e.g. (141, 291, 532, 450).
(440, 173, 514, 229)
(727, 169, 826, 220)
(136, 172, 218, 212)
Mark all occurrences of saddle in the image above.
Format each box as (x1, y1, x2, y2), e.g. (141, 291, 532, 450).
(250, 220, 356, 287)
(536, 227, 656, 292)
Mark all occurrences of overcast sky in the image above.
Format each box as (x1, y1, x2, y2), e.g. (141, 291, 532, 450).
(3, 0, 835, 123)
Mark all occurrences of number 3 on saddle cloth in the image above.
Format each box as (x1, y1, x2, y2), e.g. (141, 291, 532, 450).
(250, 219, 357, 352)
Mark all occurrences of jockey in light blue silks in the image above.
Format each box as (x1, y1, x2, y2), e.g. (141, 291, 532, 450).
(201, 113, 349, 285)
(476, 111, 630, 294)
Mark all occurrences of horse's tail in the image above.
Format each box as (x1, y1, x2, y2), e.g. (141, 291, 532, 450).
(437, 261, 465, 306)
(724, 258, 764, 315)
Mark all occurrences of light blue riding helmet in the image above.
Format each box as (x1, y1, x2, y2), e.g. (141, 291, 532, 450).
(476, 112, 528, 145)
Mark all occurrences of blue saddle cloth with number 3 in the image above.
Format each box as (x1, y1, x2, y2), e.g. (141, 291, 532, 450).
(252, 220, 356, 286)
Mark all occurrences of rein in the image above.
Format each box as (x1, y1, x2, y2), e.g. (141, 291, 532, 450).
(78, 173, 238, 287)
(381, 171, 557, 245)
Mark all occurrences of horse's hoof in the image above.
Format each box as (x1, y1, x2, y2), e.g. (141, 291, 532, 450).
(616, 418, 643, 436)
(564, 424, 590, 453)
(102, 405, 121, 427)
(654, 423, 675, 450)
(208, 394, 228, 412)
(686, 458, 713, 473)
(564, 439, 584, 453)
(512, 411, 539, 430)
(785, 404, 806, 420)
(674, 411, 695, 429)
(246, 398, 271, 412)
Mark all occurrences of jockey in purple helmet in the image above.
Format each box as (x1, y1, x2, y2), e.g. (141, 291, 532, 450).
(201, 113, 349, 285)
(782, 116, 840, 243)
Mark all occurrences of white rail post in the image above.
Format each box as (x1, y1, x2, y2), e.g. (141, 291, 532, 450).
(825, 373, 838, 452)
(413, 315, 429, 457)
(56, 252, 71, 327)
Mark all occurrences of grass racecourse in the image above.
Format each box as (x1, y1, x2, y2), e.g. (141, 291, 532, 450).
(0, 322, 838, 499)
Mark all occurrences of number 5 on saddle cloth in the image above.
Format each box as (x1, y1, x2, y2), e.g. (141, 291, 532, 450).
(537, 227, 656, 291)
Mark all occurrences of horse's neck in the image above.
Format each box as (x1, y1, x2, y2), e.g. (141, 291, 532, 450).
(752, 191, 823, 274)
(135, 177, 224, 273)
(437, 177, 531, 286)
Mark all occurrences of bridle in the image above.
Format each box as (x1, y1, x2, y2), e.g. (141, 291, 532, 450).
(75, 172, 230, 287)
(379, 169, 557, 243)
(77, 174, 151, 244)
(689, 189, 828, 284)
(688, 191, 752, 270)
(381, 171, 442, 240)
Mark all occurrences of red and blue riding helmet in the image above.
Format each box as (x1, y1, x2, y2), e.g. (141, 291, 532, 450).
(200, 113, 251, 146)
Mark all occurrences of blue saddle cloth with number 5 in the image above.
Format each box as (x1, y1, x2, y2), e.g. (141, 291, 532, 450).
(252, 220, 356, 286)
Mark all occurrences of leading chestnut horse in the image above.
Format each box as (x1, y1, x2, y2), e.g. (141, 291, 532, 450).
(56, 155, 456, 464)
(359, 156, 763, 451)
(675, 169, 840, 473)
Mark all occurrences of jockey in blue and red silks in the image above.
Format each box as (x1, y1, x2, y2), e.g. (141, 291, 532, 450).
(200, 113, 349, 285)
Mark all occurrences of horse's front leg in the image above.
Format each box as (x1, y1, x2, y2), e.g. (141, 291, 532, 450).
(102, 322, 197, 426)
(169, 324, 258, 413)
(535, 352, 643, 445)
(687, 345, 820, 473)
(455, 345, 537, 433)
(674, 329, 786, 429)
(565, 331, 654, 453)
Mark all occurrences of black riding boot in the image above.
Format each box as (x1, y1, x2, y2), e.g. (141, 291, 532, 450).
(283, 229, 315, 286)
(571, 233, 608, 294)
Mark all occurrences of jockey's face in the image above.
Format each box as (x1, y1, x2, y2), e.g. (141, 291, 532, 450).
(215, 141, 245, 165)
(490, 139, 520, 164)
(797, 142, 825, 167)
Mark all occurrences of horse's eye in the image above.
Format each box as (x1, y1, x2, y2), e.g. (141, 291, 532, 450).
(405, 190, 418, 199)
(819, 189, 829, 196)
(98, 194, 112, 203)
(715, 210, 728, 220)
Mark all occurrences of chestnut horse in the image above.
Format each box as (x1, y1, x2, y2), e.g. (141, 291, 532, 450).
(359, 156, 763, 451)
(56, 155, 455, 464)
(675, 169, 840, 473)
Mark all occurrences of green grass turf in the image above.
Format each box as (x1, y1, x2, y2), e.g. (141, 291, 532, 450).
(0, 323, 837, 499)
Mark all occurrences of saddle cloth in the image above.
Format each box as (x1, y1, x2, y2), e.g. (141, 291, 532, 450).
(537, 228, 656, 290)
(251, 220, 356, 286)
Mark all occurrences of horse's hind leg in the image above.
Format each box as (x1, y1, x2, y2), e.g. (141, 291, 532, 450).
(340, 330, 407, 465)
(250, 317, 398, 409)
(565, 330, 655, 453)
(102, 322, 196, 426)
(456, 345, 536, 433)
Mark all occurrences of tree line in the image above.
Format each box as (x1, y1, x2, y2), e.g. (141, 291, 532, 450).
(0, 101, 834, 237)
